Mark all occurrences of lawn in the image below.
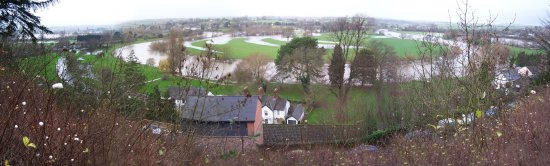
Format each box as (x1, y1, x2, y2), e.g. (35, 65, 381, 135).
(271, 36, 440, 59)
(18, 53, 60, 81)
(191, 38, 280, 59)
(369, 38, 427, 58)
(508, 46, 543, 55)
(305, 86, 378, 125)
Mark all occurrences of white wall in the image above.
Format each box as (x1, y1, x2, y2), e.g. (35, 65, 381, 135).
(261, 106, 274, 124)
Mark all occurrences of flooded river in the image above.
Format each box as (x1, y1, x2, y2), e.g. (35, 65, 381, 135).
(116, 30, 502, 83)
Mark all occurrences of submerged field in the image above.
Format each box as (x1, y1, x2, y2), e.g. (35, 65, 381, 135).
(189, 35, 443, 60)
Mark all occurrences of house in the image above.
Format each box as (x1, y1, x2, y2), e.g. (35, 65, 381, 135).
(260, 95, 289, 124)
(260, 88, 305, 125)
(180, 96, 259, 136)
(178, 87, 305, 137)
(287, 104, 305, 125)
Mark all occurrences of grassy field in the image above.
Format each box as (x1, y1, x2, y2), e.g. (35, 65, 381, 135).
(190, 36, 434, 60)
(191, 38, 280, 59)
(313, 33, 334, 41)
(265, 36, 436, 59)
(509, 46, 544, 55)
(370, 38, 427, 58)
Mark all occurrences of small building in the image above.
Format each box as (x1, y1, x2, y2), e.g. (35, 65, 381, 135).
(287, 104, 305, 125)
(76, 34, 102, 43)
(178, 87, 306, 137)
(260, 88, 305, 125)
(261, 96, 289, 124)
(180, 96, 259, 136)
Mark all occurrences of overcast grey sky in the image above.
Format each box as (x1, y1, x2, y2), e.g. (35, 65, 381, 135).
(36, 0, 549, 26)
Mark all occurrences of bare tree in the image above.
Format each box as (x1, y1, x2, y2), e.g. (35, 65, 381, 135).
(405, 0, 517, 130)
(280, 46, 325, 95)
(149, 29, 187, 74)
(233, 53, 270, 83)
(328, 14, 371, 121)
(531, 10, 550, 85)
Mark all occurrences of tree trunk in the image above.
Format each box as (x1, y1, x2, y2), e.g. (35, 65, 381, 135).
(376, 66, 386, 129)
(337, 88, 348, 122)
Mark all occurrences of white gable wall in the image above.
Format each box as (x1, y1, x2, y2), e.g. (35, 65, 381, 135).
(261, 106, 274, 124)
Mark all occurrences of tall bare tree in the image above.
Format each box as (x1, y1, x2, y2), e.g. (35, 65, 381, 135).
(328, 14, 371, 121)
(531, 10, 550, 85)
(280, 46, 325, 95)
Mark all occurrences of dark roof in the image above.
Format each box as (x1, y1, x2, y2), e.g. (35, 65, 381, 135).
(289, 104, 305, 120)
(168, 87, 209, 100)
(181, 96, 258, 122)
(76, 35, 101, 42)
(261, 96, 287, 110)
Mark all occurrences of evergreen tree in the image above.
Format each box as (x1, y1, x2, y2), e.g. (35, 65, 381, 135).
(329, 45, 345, 87)
(0, 0, 57, 41)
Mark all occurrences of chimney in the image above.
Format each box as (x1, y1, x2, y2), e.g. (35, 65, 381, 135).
(243, 86, 251, 97)
(273, 88, 280, 99)
(258, 87, 264, 99)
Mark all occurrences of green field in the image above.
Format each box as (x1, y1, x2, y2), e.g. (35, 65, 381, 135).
(190, 36, 436, 60)
(191, 38, 280, 59)
(509, 46, 544, 55)
(371, 38, 428, 58)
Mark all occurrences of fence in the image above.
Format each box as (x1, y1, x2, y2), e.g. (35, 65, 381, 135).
(261, 124, 363, 145)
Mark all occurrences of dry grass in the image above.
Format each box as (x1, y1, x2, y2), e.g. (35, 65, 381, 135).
(2, 72, 550, 165)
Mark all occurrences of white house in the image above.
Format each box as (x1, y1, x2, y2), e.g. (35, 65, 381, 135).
(261, 96, 290, 124)
(287, 104, 305, 124)
(260, 88, 305, 125)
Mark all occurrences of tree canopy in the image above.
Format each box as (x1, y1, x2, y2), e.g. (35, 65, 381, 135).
(329, 44, 345, 88)
(0, 0, 57, 41)
(275, 36, 318, 67)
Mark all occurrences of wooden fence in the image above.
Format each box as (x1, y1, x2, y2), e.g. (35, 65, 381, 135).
(261, 124, 363, 145)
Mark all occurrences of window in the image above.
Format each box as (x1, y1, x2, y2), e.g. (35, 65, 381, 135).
(287, 120, 297, 125)
(264, 112, 268, 116)
(264, 119, 269, 124)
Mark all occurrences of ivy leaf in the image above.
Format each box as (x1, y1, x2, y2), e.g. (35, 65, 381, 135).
(5, 159, 10, 166)
(475, 109, 483, 119)
(83, 148, 90, 153)
(496, 131, 503, 137)
(23, 136, 30, 146)
(158, 147, 165, 156)
(22, 136, 36, 148)
(27, 143, 36, 148)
